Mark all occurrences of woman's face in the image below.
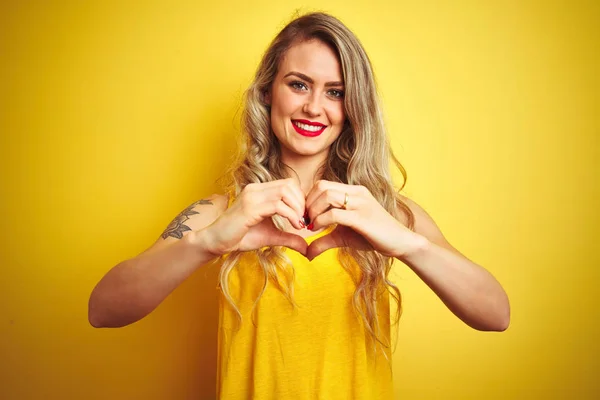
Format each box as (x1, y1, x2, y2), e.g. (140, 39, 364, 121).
(266, 39, 346, 161)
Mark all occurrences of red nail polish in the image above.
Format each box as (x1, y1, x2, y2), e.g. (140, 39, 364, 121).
(299, 220, 306, 228)
(303, 209, 311, 226)
(307, 223, 314, 231)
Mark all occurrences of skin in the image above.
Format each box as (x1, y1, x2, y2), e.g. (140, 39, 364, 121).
(217, 38, 510, 331)
(265, 39, 346, 196)
(262, 38, 509, 331)
(90, 38, 510, 332)
(161, 199, 213, 239)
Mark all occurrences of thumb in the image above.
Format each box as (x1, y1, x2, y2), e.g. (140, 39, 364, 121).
(269, 230, 308, 256)
(306, 233, 344, 261)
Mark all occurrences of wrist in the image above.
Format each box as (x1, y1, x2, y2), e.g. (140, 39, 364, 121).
(188, 226, 223, 259)
(395, 233, 431, 261)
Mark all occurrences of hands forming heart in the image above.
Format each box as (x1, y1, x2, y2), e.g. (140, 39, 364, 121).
(300, 180, 421, 261)
(202, 178, 424, 261)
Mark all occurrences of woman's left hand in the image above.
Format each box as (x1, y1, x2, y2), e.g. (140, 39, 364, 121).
(304, 180, 427, 261)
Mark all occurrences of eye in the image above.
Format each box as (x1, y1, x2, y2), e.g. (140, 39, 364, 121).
(328, 89, 345, 99)
(289, 81, 308, 91)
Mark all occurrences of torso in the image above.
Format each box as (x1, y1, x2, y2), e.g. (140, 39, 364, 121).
(216, 225, 394, 400)
(213, 191, 396, 399)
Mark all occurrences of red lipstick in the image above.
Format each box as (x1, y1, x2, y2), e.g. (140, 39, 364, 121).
(295, 119, 326, 126)
(291, 119, 326, 137)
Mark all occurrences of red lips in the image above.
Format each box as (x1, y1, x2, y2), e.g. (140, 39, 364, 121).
(294, 119, 326, 127)
(291, 119, 327, 137)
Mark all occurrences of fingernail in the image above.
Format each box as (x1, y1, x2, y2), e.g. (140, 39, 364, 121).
(299, 220, 306, 228)
(307, 223, 314, 231)
(303, 209, 310, 225)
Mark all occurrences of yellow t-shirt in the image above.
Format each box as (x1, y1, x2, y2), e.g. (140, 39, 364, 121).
(216, 223, 394, 399)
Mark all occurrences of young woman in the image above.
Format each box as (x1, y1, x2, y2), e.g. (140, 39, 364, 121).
(89, 12, 510, 399)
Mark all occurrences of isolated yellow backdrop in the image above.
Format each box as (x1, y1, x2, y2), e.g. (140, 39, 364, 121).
(1, 1, 598, 399)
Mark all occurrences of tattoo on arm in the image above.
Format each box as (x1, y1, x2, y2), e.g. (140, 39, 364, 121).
(160, 199, 213, 240)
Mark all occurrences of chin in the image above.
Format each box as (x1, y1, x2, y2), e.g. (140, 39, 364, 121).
(283, 143, 327, 158)
(297, 149, 323, 157)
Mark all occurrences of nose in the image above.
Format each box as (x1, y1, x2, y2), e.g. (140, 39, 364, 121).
(303, 92, 322, 116)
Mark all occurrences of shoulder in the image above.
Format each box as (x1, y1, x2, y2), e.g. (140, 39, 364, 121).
(397, 194, 462, 255)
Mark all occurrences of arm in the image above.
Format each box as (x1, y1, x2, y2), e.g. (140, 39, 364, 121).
(87, 194, 227, 328)
(397, 196, 510, 332)
(304, 181, 509, 331)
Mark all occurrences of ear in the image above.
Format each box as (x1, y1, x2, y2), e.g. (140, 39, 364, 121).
(263, 89, 272, 105)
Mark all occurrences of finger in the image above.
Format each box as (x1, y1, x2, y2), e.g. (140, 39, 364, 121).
(308, 189, 348, 222)
(260, 185, 305, 225)
(277, 184, 305, 222)
(283, 179, 307, 212)
(306, 232, 344, 261)
(310, 207, 354, 231)
(270, 230, 308, 255)
(307, 226, 372, 260)
(305, 180, 359, 213)
(305, 180, 331, 210)
(273, 179, 306, 220)
(247, 192, 304, 230)
(243, 178, 305, 220)
(281, 180, 306, 220)
(273, 199, 306, 230)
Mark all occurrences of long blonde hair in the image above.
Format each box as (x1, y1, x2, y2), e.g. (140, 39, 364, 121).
(219, 12, 415, 354)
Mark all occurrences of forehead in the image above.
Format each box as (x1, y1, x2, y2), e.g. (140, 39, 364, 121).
(278, 39, 343, 83)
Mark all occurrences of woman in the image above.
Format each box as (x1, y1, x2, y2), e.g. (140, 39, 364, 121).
(88, 12, 510, 399)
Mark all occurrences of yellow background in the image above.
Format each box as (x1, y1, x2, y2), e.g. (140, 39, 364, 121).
(1, 1, 598, 399)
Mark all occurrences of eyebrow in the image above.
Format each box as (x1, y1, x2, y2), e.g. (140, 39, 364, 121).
(283, 71, 344, 87)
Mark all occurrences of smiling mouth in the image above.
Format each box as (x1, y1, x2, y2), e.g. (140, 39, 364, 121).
(291, 120, 327, 137)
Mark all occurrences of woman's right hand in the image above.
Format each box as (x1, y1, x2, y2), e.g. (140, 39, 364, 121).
(197, 178, 308, 256)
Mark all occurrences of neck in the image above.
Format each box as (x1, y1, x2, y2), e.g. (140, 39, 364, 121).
(280, 149, 328, 195)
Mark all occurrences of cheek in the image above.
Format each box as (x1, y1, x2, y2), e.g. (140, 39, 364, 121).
(331, 105, 346, 127)
(272, 88, 299, 116)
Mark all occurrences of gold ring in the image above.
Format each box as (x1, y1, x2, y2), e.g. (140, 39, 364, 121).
(342, 192, 349, 210)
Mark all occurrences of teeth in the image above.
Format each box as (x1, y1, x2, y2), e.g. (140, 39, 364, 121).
(293, 121, 324, 132)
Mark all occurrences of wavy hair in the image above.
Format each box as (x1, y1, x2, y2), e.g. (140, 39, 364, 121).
(219, 12, 415, 355)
